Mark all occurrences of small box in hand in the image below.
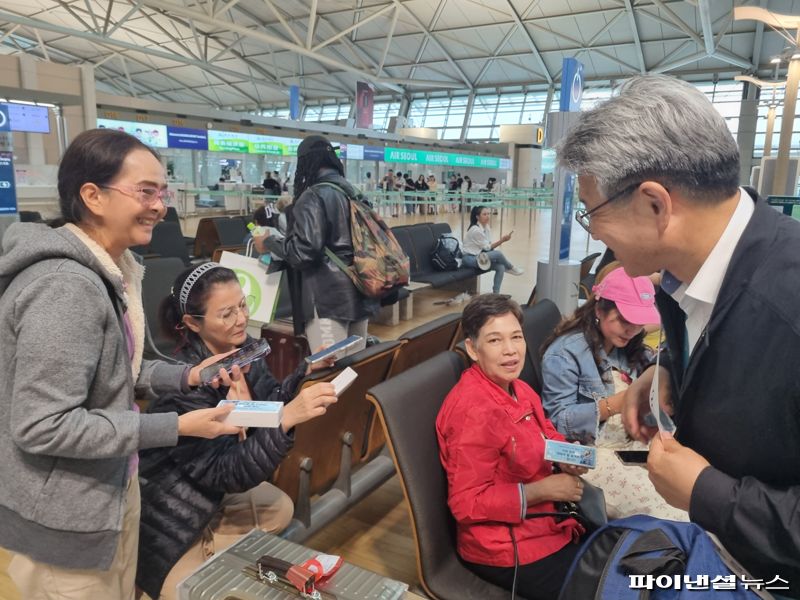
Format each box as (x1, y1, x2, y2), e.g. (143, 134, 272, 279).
(217, 400, 283, 428)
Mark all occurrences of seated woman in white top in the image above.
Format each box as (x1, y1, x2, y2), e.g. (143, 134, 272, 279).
(462, 205, 524, 294)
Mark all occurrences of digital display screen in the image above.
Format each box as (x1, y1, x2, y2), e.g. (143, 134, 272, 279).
(4, 103, 50, 134)
(96, 118, 168, 148)
(167, 126, 208, 150)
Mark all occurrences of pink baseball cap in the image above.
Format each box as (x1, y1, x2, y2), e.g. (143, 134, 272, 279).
(592, 267, 660, 325)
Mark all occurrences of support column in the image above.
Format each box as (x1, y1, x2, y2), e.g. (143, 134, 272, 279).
(18, 55, 45, 166)
(80, 64, 98, 134)
(736, 82, 758, 186)
(773, 36, 800, 196)
(763, 105, 776, 156)
(459, 92, 475, 142)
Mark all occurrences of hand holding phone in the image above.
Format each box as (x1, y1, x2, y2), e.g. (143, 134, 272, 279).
(198, 339, 271, 386)
(304, 335, 363, 365)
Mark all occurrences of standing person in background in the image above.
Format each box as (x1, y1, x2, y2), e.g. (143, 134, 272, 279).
(427, 174, 438, 214)
(379, 169, 394, 218)
(394, 171, 405, 218)
(447, 175, 458, 212)
(0, 129, 241, 600)
(462, 205, 524, 294)
(263, 135, 377, 354)
(404, 172, 416, 215)
(415, 174, 430, 215)
(364, 171, 376, 193)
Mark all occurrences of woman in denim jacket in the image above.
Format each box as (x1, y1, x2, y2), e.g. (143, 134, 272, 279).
(540, 268, 688, 520)
(541, 267, 659, 446)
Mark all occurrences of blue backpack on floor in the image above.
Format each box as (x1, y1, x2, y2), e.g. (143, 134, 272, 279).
(558, 515, 766, 600)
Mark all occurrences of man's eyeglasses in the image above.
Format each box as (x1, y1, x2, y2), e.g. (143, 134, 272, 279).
(575, 182, 642, 233)
(188, 296, 253, 328)
(100, 184, 174, 207)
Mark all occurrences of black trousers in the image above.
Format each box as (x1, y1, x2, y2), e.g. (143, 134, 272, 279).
(466, 541, 581, 600)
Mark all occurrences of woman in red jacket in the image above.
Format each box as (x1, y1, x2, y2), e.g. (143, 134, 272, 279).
(436, 294, 587, 600)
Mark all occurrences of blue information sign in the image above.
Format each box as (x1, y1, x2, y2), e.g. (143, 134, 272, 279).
(0, 151, 18, 215)
(166, 126, 208, 150)
(289, 85, 300, 120)
(363, 146, 385, 161)
(559, 58, 584, 113)
(559, 173, 575, 260)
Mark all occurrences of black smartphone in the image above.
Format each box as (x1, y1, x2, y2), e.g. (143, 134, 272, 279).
(199, 338, 271, 385)
(615, 450, 649, 466)
(304, 335, 363, 364)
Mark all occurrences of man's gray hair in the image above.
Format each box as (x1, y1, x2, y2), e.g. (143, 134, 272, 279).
(556, 75, 740, 203)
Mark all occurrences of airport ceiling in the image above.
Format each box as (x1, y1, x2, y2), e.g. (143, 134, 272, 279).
(0, 0, 798, 111)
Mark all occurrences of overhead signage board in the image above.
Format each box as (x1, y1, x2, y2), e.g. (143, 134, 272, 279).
(384, 147, 507, 170)
(97, 118, 168, 148)
(3, 103, 50, 134)
(207, 130, 301, 155)
(167, 126, 208, 150)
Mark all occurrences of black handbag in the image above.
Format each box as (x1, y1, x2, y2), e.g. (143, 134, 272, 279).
(526, 478, 608, 533)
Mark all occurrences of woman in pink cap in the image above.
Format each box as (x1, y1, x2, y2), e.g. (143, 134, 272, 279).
(540, 266, 659, 446)
(540, 266, 687, 520)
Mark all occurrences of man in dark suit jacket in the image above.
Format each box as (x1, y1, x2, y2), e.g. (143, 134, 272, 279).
(557, 74, 799, 599)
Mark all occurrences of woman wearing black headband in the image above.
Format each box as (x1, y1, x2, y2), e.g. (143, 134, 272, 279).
(136, 262, 337, 600)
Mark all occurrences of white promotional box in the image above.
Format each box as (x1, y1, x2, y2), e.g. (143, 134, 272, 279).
(217, 400, 283, 428)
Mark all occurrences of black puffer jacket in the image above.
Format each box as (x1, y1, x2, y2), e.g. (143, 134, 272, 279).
(135, 337, 305, 599)
(283, 169, 379, 330)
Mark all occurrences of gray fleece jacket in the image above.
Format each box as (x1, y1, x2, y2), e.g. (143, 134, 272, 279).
(0, 223, 185, 570)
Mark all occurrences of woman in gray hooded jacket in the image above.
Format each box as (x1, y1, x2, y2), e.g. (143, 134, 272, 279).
(0, 129, 242, 600)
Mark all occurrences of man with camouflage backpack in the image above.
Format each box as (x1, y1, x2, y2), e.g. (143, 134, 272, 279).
(267, 135, 393, 354)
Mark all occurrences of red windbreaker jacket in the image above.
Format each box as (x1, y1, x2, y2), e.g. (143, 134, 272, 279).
(436, 364, 583, 567)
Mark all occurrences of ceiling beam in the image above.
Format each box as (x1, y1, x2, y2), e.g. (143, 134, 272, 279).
(697, 0, 716, 55)
(750, 0, 767, 70)
(472, 0, 544, 87)
(502, 0, 552, 84)
(305, 0, 317, 49)
(622, 0, 646, 73)
(409, 0, 446, 81)
(312, 3, 394, 52)
(377, 7, 399, 75)
(390, 0, 474, 90)
(102, 0, 114, 35)
(648, 0, 703, 45)
(106, 1, 141, 37)
(0, 9, 290, 95)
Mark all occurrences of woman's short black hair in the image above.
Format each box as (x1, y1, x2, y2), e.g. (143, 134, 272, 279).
(57, 128, 159, 224)
(462, 293, 524, 341)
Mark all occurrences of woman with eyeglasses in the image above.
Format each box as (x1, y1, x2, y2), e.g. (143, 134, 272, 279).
(136, 263, 337, 600)
(0, 129, 243, 600)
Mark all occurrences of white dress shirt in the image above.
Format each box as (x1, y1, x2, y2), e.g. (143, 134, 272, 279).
(665, 188, 754, 354)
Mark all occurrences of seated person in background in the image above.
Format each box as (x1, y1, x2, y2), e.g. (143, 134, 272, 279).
(437, 294, 587, 600)
(136, 263, 337, 600)
(462, 205, 524, 294)
(540, 267, 685, 520)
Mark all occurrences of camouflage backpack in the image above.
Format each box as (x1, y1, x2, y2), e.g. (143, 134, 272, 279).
(313, 182, 410, 298)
